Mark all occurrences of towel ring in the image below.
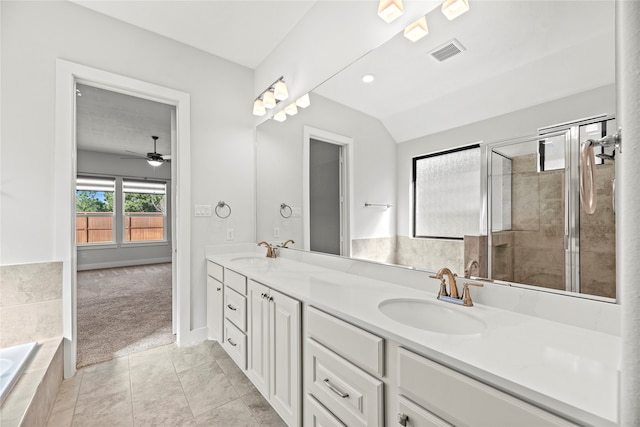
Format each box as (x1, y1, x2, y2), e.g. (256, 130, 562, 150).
(215, 201, 231, 219)
(280, 203, 292, 218)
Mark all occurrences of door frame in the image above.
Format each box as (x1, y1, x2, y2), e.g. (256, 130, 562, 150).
(302, 126, 353, 256)
(55, 59, 192, 378)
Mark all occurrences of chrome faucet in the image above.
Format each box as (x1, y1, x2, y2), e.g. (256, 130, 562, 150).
(281, 239, 295, 248)
(257, 241, 277, 258)
(430, 267, 483, 307)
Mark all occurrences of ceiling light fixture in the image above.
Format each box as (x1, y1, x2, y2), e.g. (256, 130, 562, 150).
(296, 93, 311, 108)
(273, 111, 287, 122)
(147, 158, 164, 167)
(378, 0, 404, 23)
(404, 16, 429, 42)
(441, 0, 470, 20)
(362, 74, 375, 83)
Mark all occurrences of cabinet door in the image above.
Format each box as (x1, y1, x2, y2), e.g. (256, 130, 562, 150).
(247, 280, 270, 396)
(397, 396, 453, 427)
(206, 276, 223, 341)
(270, 288, 301, 427)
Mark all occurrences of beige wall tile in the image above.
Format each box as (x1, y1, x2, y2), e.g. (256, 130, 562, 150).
(0, 262, 62, 307)
(0, 300, 63, 347)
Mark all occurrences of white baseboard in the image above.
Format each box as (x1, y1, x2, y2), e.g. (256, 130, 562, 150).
(77, 257, 172, 271)
(178, 327, 208, 347)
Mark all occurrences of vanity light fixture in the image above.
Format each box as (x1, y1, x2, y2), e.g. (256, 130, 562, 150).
(362, 74, 375, 83)
(263, 90, 276, 109)
(296, 93, 311, 108)
(252, 76, 288, 116)
(378, 0, 404, 23)
(284, 103, 298, 116)
(253, 99, 266, 116)
(273, 80, 288, 101)
(441, 0, 470, 20)
(404, 16, 429, 42)
(273, 110, 287, 122)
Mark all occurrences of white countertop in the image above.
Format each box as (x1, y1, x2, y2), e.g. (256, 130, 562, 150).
(207, 250, 620, 426)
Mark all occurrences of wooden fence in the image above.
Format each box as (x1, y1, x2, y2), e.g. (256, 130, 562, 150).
(76, 213, 164, 243)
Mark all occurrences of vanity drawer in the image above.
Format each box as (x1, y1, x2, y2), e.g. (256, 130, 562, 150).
(306, 394, 347, 427)
(306, 338, 383, 427)
(207, 260, 224, 282)
(307, 306, 384, 377)
(224, 286, 247, 332)
(398, 395, 453, 427)
(224, 268, 247, 295)
(398, 348, 576, 427)
(223, 319, 247, 370)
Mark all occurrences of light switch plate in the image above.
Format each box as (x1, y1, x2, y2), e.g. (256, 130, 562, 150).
(194, 205, 212, 217)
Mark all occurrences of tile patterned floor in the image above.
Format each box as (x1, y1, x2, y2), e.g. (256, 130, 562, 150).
(46, 341, 286, 427)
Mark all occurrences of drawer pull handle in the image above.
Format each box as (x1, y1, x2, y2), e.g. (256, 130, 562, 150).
(227, 338, 237, 347)
(227, 304, 237, 311)
(323, 378, 349, 398)
(398, 413, 409, 426)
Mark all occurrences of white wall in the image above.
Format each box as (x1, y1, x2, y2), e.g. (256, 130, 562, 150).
(76, 150, 172, 270)
(256, 93, 397, 248)
(0, 1, 255, 330)
(396, 84, 616, 237)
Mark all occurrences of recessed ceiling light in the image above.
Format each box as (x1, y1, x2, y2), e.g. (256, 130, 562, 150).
(362, 74, 375, 83)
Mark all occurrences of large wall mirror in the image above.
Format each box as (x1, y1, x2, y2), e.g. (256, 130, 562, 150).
(256, 1, 616, 300)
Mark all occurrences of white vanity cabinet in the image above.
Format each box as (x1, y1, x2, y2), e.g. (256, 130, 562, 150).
(246, 279, 301, 427)
(221, 268, 248, 369)
(397, 348, 577, 427)
(206, 261, 224, 341)
(305, 307, 385, 427)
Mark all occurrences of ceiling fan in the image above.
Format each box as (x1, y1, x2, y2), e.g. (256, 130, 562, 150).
(121, 136, 171, 166)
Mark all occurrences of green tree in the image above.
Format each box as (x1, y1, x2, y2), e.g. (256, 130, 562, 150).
(76, 191, 112, 212)
(124, 193, 165, 213)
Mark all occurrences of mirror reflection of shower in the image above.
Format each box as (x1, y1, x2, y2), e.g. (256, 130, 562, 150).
(488, 117, 617, 299)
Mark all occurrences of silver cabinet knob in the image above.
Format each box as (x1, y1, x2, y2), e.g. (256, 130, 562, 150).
(398, 413, 409, 426)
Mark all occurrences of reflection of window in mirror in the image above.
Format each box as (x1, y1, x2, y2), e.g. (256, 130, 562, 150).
(538, 135, 565, 172)
(413, 144, 481, 239)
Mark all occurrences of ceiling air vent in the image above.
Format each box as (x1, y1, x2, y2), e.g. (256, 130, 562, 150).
(429, 39, 466, 62)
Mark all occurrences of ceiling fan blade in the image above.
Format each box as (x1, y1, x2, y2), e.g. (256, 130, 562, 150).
(160, 154, 171, 160)
(120, 157, 146, 160)
(125, 150, 146, 157)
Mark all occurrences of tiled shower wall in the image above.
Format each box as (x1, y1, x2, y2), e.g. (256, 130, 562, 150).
(351, 236, 465, 275)
(498, 153, 616, 298)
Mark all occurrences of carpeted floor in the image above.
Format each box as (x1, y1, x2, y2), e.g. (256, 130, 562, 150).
(76, 263, 175, 368)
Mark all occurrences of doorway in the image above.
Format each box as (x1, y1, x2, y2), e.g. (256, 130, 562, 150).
(55, 59, 192, 378)
(74, 84, 176, 367)
(302, 126, 353, 256)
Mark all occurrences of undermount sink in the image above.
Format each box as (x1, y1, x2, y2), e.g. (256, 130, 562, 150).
(230, 256, 270, 265)
(378, 298, 486, 335)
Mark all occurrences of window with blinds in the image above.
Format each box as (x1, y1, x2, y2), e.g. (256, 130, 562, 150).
(122, 179, 166, 242)
(75, 176, 116, 244)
